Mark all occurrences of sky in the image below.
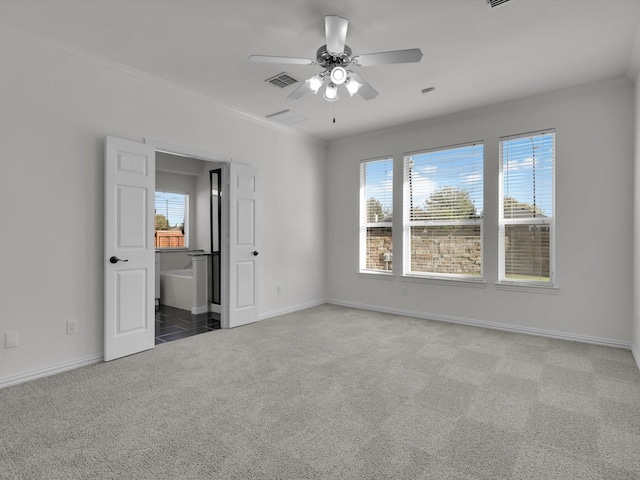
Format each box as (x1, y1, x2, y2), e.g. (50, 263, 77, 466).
(155, 191, 187, 228)
(501, 134, 554, 217)
(364, 134, 554, 218)
(408, 143, 484, 215)
(363, 158, 393, 215)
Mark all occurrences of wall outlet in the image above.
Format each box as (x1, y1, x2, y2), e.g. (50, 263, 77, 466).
(402, 284, 408, 295)
(67, 319, 78, 334)
(277, 284, 283, 294)
(5, 331, 19, 348)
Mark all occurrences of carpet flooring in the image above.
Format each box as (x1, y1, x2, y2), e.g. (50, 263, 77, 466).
(1, 304, 639, 479)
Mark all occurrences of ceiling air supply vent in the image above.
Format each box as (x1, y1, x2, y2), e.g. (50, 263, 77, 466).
(266, 109, 307, 126)
(266, 72, 298, 89)
(485, 0, 513, 8)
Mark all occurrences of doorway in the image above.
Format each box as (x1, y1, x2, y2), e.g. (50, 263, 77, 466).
(104, 136, 259, 361)
(154, 153, 224, 344)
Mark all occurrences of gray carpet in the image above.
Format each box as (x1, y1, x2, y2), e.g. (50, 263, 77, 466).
(1, 304, 639, 479)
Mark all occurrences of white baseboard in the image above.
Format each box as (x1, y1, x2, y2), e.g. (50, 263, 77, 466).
(328, 299, 633, 350)
(259, 299, 327, 321)
(4, 300, 635, 390)
(0, 352, 103, 390)
(191, 305, 208, 315)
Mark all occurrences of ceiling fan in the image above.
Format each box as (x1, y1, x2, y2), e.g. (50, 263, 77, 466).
(249, 15, 423, 102)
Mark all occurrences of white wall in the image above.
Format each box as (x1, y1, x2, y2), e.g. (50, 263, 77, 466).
(194, 166, 213, 254)
(0, 27, 327, 383)
(327, 77, 635, 345)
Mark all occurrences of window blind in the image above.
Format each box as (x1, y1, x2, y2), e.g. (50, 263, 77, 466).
(360, 158, 393, 272)
(499, 130, 555, 283)
(404, 142, 484, 278)
(155, 191, 188, 248)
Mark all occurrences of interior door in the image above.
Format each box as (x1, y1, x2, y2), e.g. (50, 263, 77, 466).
(104, 136, 155, 361)
(228, 163, 259, 328)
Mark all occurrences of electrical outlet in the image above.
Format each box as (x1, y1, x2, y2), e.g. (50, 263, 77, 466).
(67, 320, 78, 334)
(5, 331, 18, 348)
(402, 284, 408, 295)
(277, 284, 283, 294)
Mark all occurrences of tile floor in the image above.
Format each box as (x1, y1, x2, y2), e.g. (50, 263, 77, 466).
(155, 304, 221, 344)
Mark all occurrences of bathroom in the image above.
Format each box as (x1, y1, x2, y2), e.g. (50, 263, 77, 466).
(155, 151, 222, 343)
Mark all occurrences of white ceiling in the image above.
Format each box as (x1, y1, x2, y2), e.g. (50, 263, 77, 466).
(1, 0, 640, 141)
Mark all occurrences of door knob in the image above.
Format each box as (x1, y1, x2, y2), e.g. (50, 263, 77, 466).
(252, 251, 259, 256)
(109, 256, 129, 264)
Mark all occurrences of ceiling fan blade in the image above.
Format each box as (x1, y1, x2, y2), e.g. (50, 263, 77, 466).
(287, 82, 311, 100)
(249, 55, 314, 65)
(325, 15, 348, 55)
(354, 48, 423, 66)
(348, 72, 378, 100)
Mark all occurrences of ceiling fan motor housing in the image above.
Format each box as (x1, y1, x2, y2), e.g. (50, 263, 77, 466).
(317, 45, 353, 69)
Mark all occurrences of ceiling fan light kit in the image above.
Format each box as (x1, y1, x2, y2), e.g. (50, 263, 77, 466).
(345, 76, 362, 97)
(330, 66, 347, 85)
(249, 15, 423, 103)
(306, 74, 324, 94)
(323, 82, 339, 102)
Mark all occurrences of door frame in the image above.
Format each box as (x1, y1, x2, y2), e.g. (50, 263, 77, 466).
(146, 139, 233, 328)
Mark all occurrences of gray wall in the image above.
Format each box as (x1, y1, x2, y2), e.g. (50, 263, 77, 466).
(327, 77, 634, 345)
(1, 24, 638, 385)
(0, 27, 327, 383)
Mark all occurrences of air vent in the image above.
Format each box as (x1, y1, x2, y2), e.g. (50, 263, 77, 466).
(266, 72, 299, 89)
(266, 109, 307, 126)
(485, 0, 512, 8)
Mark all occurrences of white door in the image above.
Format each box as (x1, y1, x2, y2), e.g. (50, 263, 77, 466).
(104, 136, 155, 361)
(228, 163, 259, 328)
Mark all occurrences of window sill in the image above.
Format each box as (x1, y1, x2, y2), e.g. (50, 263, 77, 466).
(494, 282, 559, 294)
(358, 271, 396, 281)
(401, 275, 486, 289)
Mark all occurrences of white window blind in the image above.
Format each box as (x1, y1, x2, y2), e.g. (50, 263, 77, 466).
(499, 129, 555, 284)
(403, 142, 484, 278)
(155, 191, 189, 248)
(360, 158, 393, 272)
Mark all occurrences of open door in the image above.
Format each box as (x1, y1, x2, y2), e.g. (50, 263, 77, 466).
(104, 136, 155, 361)
(228, 163, 259, 328)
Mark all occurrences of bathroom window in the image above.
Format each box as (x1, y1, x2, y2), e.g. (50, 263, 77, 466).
(155, 191, 189, 248)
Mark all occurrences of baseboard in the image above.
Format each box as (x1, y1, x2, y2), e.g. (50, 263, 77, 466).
(0, 352, 104, 390)
(4, 301, 634, 390)
(191, 305, 208, 315)
(259, 299, 327, 321)
(328, 299, 633, 350)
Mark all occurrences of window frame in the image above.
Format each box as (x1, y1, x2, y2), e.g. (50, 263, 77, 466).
(359, 157, 394, 275)
(498, 129, 556, 287)
(402, 141, 485, 282)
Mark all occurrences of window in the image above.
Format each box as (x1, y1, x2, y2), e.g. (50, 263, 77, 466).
(499, 129, 555, 285)
(403, 142, 484, 279)
(155, 191, 189, 248)
(360, 158, 393, 273)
